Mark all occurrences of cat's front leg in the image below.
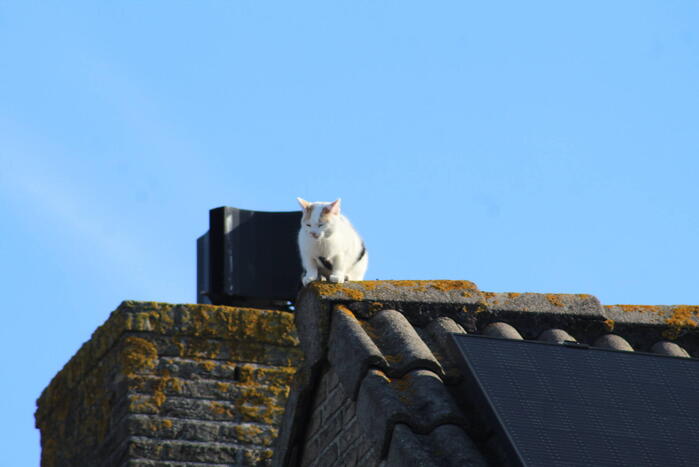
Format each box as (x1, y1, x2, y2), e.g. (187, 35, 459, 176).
(328, 256, 347, 284)
(301, 257, 319, 286)
(302, 267, 319, 286)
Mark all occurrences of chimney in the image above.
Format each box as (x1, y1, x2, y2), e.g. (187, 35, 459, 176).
(36, 206, 305, 466)
(35, 301, 302, 466)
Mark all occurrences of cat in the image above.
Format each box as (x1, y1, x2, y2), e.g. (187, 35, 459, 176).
(296, 197, 368, 286)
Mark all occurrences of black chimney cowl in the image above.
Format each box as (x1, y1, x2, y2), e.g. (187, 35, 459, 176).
(197, 206, 303, 309)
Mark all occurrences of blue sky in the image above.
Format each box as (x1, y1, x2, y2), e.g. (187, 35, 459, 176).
(1, 2, 698, 465)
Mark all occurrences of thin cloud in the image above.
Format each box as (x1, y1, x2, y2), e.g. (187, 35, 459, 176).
(0, 130, 164, 298)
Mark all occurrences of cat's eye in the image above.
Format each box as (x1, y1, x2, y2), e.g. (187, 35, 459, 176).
(318, 223, 326, 227)
(306, 224, 311, 227)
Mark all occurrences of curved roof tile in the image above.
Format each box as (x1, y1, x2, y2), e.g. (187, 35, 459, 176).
(538, 328, 576, 343)
(594, 334, 634, 351)
(483, 322, 523, 339)
(651, 341, 690, 358)
(363, 309, 444, 378)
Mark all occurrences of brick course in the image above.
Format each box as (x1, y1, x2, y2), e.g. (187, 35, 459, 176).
(300, 367, 378, 467)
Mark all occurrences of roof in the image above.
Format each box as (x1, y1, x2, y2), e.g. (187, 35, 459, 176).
(273, 280, 699, 466)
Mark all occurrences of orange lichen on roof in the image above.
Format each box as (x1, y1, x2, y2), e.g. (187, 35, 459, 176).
(427, 280, 478, 292)
(176, 304, 298, 346)
(244, 448, 274, 465)
(312, 280, 479, 301)
(482, 291, 497, 302)
(195, 358, 217, 372)
(312, 282, 365, 300)
(545, 294, 565, 308)
(663, 305, 699, 340)
(336, 304, 358, 320)
(610, 304, 664, 314)
(238, 405, 284, 425)
(666, 306, 699, 327)
(234, 424, 276, 446)
(210, 401, 234, 418)
(384, 280, 426, 291)
(120, 337, 158, 375)
(128, 394, 160, 414)
(507, 292, 522, 299)
(124, 303, 175, 333)
(236, 364, 257, 386)
(151, 369, 183, 411)
(603, 319, 615, 332)
(374, 369, 392, 383)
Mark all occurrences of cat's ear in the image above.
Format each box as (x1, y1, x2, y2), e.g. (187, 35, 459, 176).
(324, 198, 341, 216)
(296, 197, 310, 210)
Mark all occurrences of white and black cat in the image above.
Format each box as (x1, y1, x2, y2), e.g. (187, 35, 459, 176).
(296, 198, 368, 285)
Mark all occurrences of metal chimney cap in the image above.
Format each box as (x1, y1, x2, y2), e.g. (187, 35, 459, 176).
(197, 206, 303, 309)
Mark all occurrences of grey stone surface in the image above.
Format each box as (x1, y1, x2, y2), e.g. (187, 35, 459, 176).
(483, 322, 523, 340)
(420, 317, 468, 383)
(386, 424, 487, 467)
(651, 341, 690, 358)
(355, 369, 407, 456)
(356, 369, 466, 457)
(36, 303, 299, 467)
(538, 328, 576, 343)
(397, 370, 466, 430)
(480, 291, 609, 343)
(601, 305, 699, 356)
(424, 316, 467, 344)
(328, 306, 388, 399)
(484, 292, 604, 317)
(307, 280, 483, 307)
(427, 424, 488, 466)
(603, 305, 676, 325)
(364, 309, 444, 378)
(295, 286, 333, 370)
(594, 334, 634, 351)
(385, 424, 440, 467)
(128, 438, 243, 464)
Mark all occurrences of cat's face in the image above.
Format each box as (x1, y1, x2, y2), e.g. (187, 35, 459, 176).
(297, 198, 341, 240)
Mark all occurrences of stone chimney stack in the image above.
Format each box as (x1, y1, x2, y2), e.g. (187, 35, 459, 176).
(35, 301, 302, 466)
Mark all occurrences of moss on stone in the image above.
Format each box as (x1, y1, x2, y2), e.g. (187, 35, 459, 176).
(120, 337, 158, 375)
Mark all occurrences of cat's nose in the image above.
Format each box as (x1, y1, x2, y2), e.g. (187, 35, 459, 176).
(311, 232, 320, 239)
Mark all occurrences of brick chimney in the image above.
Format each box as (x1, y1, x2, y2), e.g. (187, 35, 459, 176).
(35, 301, 302, 466)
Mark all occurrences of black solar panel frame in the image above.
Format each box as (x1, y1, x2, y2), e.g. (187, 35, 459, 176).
(449, 334, 699, 467)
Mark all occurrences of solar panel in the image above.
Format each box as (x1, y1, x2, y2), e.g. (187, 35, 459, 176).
(450, 334, 699, 467)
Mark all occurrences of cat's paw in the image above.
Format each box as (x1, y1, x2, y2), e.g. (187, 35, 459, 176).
(302, 275, 315, 286)
(328, 274, 345, 284)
